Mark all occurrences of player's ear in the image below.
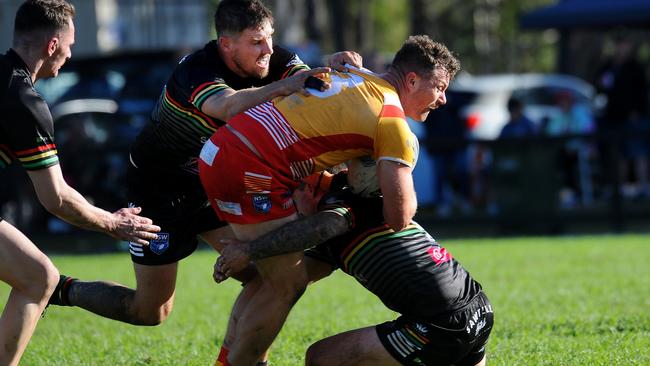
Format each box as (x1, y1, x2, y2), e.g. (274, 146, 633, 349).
(406, 72, 418, 90)
(46, 36, 59, 57)
(218, 35, 232, 52)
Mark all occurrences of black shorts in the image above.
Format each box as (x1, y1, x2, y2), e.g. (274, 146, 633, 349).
(376, 292, 493, 366)
(126, 161, 226, 265)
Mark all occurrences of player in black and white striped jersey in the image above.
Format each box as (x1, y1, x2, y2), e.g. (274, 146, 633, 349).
(215, 169, 493, 366)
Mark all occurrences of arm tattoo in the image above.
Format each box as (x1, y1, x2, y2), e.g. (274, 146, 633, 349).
(247, 211, 349, 260)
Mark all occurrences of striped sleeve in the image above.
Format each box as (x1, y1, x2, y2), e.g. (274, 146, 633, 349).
(3, 97, 59, 171)
(320, 202, 355, 229)
(281, 62, 310, 79)
(189, 80, 229, 110)
(15, 142, 58, 170)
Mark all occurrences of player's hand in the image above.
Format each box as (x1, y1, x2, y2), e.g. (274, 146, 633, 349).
(327, 51, 363, 72)
(215, 238, 253, 281)
(280, 67, 331, 96)
(213, 256, 228, 283)
(108, 207, 160, 245)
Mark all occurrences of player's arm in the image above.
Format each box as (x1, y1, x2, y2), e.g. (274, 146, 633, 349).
(215, 211, 349, 279)
(200, 66, 330, 121)
(377, 160, 417, 232)
(27, 165, 160, 245)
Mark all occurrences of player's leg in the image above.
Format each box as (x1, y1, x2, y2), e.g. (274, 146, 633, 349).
(0, 220, 59, 366)
(55, 198, 224, 325)
(305, 326, 400, 366)
(226, 215, 309, 366)
(229, 251, 308, 366)
(62, 262, 178, 325)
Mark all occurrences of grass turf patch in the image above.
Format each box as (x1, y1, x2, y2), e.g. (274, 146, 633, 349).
(1, 234, 648, 365)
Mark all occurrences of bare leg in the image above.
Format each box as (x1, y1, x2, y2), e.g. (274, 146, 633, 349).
(225, 215, 308, 366)
(305, 326, 400, 366)
(229, 251, 308, 365)
(0, 221, 59, 366)
(222, 276, 263, 348)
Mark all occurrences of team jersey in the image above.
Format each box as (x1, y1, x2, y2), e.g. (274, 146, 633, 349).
(130, 41, 308, 176)
(307, 191, 483, 320)
(0, 49, 59, 171)
(228, 67, 419, 181)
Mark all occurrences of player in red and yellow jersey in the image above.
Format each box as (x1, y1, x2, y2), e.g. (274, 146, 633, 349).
(199, 35, 461, 366)
(199, 67, 419, 226)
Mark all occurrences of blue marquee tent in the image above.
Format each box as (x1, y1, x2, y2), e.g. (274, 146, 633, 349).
(520, 0, 650, 29)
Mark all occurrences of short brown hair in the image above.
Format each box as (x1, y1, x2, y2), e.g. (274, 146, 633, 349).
(214, 0, 273, 37)
(391, 35, 460, 80)
(14, 0, 75, 36)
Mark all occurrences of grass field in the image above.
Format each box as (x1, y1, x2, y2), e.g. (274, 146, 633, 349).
(1, 234, 649, 365)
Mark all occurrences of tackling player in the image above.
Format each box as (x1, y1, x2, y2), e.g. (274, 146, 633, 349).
(215, 168, 494, 366)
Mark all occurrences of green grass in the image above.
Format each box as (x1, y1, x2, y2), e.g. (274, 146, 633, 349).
(1, 235, 649, 365)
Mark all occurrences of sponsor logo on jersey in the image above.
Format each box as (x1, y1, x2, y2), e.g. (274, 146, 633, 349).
(285, 55, 304, 67)
(149, 232, 170, 255)
(199, 139, 219, 166)
(466, 304, 493, 335)
(427, 246, 452, 265)
(414, 323, 429, 335)
(216, 200, 242, 216)
(252, 194, 272, 214)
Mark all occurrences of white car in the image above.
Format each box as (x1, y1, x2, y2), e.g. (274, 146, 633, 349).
(449, 73, 596, 140)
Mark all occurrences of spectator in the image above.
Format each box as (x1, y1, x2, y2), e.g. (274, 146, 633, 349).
(595, 36, 649, 198)
(425, 100, 470, 216)
(499, 97, 537, 139)
(543, 91, 596, 207)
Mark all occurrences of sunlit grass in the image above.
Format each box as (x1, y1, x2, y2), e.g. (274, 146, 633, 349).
(1, 235, 649, 365)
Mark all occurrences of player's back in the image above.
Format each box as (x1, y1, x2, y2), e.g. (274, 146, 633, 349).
(230, 68, 417, 177)
(275, 69, 389, 142)
(312, 191, 483, 320)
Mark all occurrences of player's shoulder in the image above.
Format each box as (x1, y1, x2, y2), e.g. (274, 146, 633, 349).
(170, 41, 227, 90)
(175, 43, 215, 73)
(269, 45, 308, 73)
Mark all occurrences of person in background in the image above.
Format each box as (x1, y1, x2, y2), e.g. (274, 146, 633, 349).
(595, 36, 649, 198)
(0, 1, 159, 365)
(543, 91, 596, 206)
(498, 97, 537, 139)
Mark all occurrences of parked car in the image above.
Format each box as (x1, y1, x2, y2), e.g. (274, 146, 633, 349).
(36, 49, 181, 118)
(448, 73, 596, 140)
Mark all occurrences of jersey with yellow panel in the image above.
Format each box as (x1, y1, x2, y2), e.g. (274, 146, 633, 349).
(229, 67, 419, 181)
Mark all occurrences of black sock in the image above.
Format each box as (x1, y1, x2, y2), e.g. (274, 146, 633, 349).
(61, 277, 75, 305)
